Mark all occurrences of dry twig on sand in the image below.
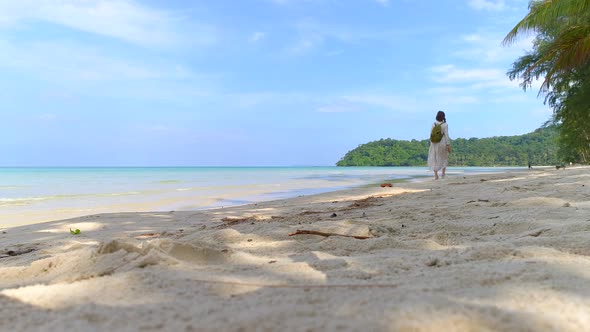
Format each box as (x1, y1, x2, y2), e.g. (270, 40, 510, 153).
(288, 229, 372, 240)
(0, 248, 36, 259)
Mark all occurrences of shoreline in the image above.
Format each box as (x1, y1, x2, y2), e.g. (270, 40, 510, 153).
(0, 166, 524, 229)
(1, 166, 589, 331)
(0, 166, 434, 229)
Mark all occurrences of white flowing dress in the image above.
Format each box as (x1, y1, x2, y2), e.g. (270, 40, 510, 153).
(427, 121, 450, 172)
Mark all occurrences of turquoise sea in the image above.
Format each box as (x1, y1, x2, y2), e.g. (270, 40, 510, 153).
(0, 167, 516, 227)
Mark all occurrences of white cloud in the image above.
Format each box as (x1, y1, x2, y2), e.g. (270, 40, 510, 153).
(35, 113, 58, 121)
(199, 91, 422, 113)
(375, 0, 389, 7)
(219, 92, 316, 109)
(286, 18, 414, 55)
(462, 34, 483, 42)
(439, 95, 480, 104)
(0, 37, 217, 105)
(425, 62, 541, 108)
(249, 32, 266, 43)
(0, 0, 215, 48)
(316, 103, 361, 113)
(426, 86, 464, 94)
(529, 108, 553, 117)
(468, 0, 506, 11)
(431, 64, 506, 84)
(430, 64, 524, 92)
(288, 36, 323, 55)
(0, 39, 194, 81)
(219, 90, 485, 115)
(454, 32, 534, 63)
(339, 94, 422, 112)
(491, 95, 528, 103)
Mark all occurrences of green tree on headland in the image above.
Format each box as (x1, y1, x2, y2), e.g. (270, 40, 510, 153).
(504, 0, 590, 163)
(336, 126, 559, 167)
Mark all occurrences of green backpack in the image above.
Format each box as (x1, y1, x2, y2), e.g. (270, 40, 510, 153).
(430, 122, 444, 143)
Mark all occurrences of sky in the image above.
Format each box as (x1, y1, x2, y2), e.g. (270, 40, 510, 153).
(0, 0, 550, 166)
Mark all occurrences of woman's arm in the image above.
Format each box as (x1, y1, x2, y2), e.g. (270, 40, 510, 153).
(444, 124, 451, 152)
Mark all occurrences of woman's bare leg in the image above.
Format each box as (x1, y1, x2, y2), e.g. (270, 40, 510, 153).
(434, 171, 439, 180)
(442, 167, 446, 178)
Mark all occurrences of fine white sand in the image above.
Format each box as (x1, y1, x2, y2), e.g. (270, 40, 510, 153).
(1, 167, 590, 331)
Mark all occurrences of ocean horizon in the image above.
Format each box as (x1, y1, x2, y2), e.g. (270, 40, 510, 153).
(0, 166, 518, 227)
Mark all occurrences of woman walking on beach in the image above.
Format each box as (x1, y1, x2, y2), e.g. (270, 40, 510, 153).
(428, 111, 451, 180)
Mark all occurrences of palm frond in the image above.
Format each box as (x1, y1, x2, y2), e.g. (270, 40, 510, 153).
(503, 0, 590, 45)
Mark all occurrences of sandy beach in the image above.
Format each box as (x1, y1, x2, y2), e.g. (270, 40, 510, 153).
(1, 166, 590, 331)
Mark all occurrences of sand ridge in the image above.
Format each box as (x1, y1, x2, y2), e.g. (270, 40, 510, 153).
(1, 167, 590, 331)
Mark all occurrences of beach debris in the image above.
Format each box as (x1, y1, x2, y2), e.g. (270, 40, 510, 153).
(70, 228, 81, 235)
(562, 202, 571, 207)
(289, 229, 373, 240)
(466, 199, 490, 204)
(268, 260, 277, 264)
(218, 215, 269, 228)
(247, 239, 253, 242)
(490, 202, 508, 207)
(331, 213, 338, 218)
(0, 247, 36, 259)
(425, 258, 439, 267)
(345, 196, 385, 210)
(380, 183, 393, 187)
(299, 211, 323, 215)
(368, 224, 398, 236)
(136, 232, 161, 239)
(526, 228, 551, 237)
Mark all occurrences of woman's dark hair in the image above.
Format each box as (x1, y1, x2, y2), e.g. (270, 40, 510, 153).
(436, 111, 446, 122)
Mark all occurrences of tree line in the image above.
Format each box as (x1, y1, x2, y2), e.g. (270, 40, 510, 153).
(336, 126, 560, 167)
(504, 0, 590, 163)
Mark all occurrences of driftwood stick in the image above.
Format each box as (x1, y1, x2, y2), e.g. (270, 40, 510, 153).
(0, 248, 36, 259)
(288, 229, 372, 240)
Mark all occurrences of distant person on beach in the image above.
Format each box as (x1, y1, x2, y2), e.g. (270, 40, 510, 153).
(427, 111, 451, 180)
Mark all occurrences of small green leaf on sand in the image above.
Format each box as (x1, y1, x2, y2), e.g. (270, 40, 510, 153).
(70, 228, 81, 235)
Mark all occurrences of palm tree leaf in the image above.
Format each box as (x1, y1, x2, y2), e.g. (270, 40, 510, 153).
(503, 0, 590, 45)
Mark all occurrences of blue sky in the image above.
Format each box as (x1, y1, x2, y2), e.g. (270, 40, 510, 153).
(0, 0, 549, 166)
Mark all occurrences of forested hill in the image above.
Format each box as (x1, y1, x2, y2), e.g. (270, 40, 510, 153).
(337, 126, 560, 167)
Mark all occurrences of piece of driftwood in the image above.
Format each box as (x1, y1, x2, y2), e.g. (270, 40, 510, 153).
(466, 199, 490, 204)
(0, 248, 36, 259)
(527, 228, 551, 237)
(288, 229, 372, 240)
